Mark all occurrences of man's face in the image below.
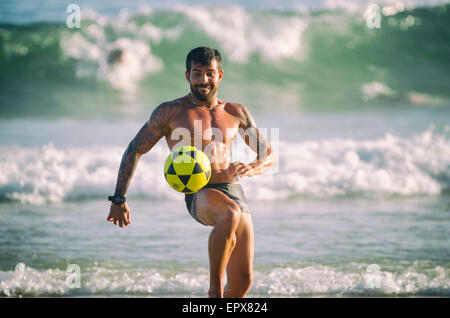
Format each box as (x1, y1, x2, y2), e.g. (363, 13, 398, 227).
(185, 59, 223, 102)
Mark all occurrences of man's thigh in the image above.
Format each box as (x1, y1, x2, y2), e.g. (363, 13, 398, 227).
(195, 188, 242, 226)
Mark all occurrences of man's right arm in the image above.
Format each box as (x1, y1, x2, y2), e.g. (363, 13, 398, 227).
(108, 103, 171, 227)
(114, 106, 168, 197)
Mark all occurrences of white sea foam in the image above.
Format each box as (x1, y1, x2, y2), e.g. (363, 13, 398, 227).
(323, 0, 444, 14)
(0, 127, 448, 204)
(252, 262, 450, 296)
(0, 142, 179, 205)
(60, 4, 311, 80)
(175, 5, 309, 63)
(361, 82, 444, 105)
(1, 262, 448, 297)
(242, 126, 449, 200)
(97, 38, 164, 93)
(361, 81, 398, 101)
(60, 10, 179, 94)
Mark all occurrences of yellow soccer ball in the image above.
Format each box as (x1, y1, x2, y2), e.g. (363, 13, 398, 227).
(164, 146, 211, 194)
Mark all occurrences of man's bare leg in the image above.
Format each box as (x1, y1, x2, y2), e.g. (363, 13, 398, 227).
(224, 213, 254, 298)
(195, 189, 242, 298)
(208, 226, 237, 297)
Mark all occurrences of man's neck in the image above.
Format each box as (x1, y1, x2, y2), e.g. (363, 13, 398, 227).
(189, 93, 219, 109)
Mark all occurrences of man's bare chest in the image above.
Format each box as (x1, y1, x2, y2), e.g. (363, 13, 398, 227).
(168, 107, 240, 143)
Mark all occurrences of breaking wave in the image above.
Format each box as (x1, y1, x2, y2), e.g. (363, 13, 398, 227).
(0, 126, 448, 204)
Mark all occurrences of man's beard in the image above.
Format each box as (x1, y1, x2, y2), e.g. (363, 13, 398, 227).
(190, 83, 218, 102)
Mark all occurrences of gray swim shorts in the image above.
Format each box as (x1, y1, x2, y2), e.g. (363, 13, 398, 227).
(184, 183, 250, 226)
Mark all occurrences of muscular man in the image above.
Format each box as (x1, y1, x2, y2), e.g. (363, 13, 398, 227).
(107, 47, 276, 298)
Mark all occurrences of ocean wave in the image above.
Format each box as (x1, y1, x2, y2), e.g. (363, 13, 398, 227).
(0, 127, 448, 204)
(243, 125, 450, 200)
(173, 5, 309, 63)
(1, 3, 450, 117)
(1, 261, 449, 297)
(362, 81, 445, 105)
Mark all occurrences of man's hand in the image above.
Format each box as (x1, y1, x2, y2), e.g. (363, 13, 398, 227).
(107, 203, 132, 228)
(224, 161, 255, 178)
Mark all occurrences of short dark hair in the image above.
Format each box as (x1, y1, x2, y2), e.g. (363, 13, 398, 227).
(186, 46, 222, 73)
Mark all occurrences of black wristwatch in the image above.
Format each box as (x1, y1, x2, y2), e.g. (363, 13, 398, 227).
(108, 195, 126, 205)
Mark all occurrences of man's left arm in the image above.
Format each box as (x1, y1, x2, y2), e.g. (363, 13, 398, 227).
(228, 105, 277, 178)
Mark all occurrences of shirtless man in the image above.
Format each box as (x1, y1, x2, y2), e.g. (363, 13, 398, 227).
(107, 47, 276, 298)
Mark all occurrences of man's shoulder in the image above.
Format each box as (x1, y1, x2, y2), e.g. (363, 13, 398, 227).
(224, 100, 243, 109)
(155, 97, 186, 111)
(151, 97, 186, 117)
(147, 97, 187, 128)
(223, 101, 256, 128)
(224, 101, 245, 111)
(224, 101, 249, 118)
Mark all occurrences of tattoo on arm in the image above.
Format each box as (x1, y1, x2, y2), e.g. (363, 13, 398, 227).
(114, 104, 170, 196)
(239, 105, 269, 159)
(238, 105, 275, 175)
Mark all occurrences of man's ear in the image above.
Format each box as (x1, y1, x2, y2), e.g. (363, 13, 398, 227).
(218, 70, 224, 81)
(185, 70, 190, 82)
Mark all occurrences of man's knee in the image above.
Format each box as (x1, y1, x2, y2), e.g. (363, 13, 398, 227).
(240, 272, 253, 288)
(218, 203, 241, 232)
(226, 271, 253, 297)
